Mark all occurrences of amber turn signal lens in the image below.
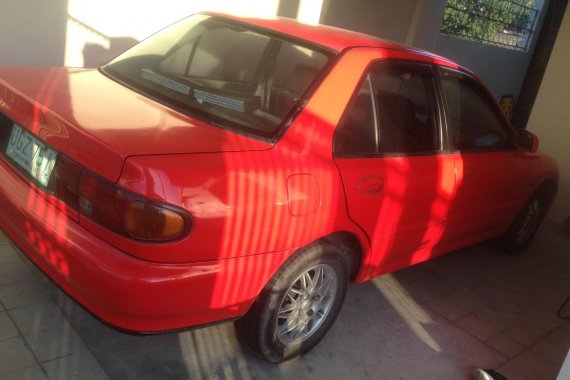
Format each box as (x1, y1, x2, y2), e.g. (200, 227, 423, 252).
(77, 170, 191, 242)
(124, 201, 186, 241)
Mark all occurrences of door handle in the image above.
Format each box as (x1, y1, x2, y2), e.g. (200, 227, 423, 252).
(358, 177, 385, 195)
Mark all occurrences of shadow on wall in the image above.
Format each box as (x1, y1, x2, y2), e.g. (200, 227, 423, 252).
(0, 0, 69, 67)
(83, 38, 138, 68)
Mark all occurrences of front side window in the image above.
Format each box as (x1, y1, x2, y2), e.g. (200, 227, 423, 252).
(103, 15, 330, 137)
(440, 70, 511, 151)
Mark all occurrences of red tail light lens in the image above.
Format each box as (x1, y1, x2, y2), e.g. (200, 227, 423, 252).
(77, 170, 191, 242)
(54, 156, 84, 212)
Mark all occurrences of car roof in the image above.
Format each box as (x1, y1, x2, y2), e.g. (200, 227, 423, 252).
(205, 12, 462, 69)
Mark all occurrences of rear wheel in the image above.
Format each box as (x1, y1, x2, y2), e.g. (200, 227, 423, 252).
(234, 241, 349, 363)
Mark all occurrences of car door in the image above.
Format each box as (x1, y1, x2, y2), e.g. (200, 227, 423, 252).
(436, 67, 533, 250)
(334, 61, 456, 274)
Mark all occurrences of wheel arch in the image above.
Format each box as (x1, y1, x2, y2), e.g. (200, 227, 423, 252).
(536, 179, 558, 203)
(535, 180, 558, 211)
(317, 231, 367, 282)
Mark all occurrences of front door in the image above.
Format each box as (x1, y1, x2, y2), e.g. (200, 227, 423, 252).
(435, 68, 532, 250)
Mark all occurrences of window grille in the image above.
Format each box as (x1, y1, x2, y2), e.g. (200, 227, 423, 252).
(440, 0, 540, 51)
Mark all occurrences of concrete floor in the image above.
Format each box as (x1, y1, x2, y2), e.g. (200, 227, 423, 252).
(0, 223, 569, 380)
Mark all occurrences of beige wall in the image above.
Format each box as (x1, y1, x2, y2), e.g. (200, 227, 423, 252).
(320, 0, 548, 100)
(321, 0, 417, 42)
(527, 7, 570, 224)
(0, 0, 68, 67)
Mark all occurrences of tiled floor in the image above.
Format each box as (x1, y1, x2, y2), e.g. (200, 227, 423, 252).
(0, 223, 568, 380)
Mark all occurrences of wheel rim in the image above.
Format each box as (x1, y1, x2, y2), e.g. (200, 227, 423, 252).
(275, 264, 338, 345)
(516, 199, 542, 245)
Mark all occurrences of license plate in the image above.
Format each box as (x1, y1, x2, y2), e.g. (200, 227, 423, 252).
(5, 124, 58, 187)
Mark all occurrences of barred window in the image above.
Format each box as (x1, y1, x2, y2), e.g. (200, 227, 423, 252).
(440, 0, 540, 51)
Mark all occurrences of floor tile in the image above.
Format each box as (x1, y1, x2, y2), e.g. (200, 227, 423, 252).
(0, 365, 48, 380)
(0, 311, 18, 342)
(425, 294, 473, 321)
(498, 362, 546, 380)
(0, 244, 21, 265)
(474, 306, 522, 333)
(24, 325, 86, 362)
(502, 349, 563, 380)
(0, 261, 32, 286)
(0, 337, 37, 375)
(9, 302, 70, 335)
(503, 323, 544, 347)
(530, 339, 569, 366)
(546, 329, 570, 350)
(0, 230, 8, 244)
(0, 282, 51, 310)
(456, 314, 500, 342)
(486, 334, 526, 358)
(42, 352, 110, 380)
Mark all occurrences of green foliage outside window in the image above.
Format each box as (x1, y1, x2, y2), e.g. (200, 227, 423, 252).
(441, 0, 539, 51)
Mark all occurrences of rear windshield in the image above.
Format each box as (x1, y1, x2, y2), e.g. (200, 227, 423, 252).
(102, 15, 331, 138)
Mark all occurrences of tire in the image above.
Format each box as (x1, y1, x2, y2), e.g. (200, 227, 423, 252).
(500, 192, 547, 255)
(234, 241, 349, 363)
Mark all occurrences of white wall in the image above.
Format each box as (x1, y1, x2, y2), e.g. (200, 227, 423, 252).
(0, 0, 280, 68)
(527, 7, 570, 224)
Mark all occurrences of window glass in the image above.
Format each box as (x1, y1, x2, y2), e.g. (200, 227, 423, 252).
(441, 73, 510, 150)
(334, 77, 377, 155)
(103, 15, 329, 136)
(371, 64, 438, 154)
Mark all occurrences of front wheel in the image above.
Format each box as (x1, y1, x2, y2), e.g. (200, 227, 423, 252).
(234, 241, 349, 363)
(500, 193, 546, 255)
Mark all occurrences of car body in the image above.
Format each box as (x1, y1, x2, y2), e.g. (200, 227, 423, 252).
(0, 12, 558, 361)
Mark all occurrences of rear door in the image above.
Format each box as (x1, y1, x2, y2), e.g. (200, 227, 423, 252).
(436, 67, 532, 249)
(334, 61, 456, 274)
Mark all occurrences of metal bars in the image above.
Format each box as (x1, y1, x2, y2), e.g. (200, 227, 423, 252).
(440, 0, 540, 51)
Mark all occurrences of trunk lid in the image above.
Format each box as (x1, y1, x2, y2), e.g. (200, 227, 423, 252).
(0, 67, 272, 182)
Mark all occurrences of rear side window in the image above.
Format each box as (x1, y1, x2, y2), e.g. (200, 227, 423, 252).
(372, 63, 438, 154)
(334, 61, 439, 156)
(333, 76, 377, 155)
(440, 71, 511, 151)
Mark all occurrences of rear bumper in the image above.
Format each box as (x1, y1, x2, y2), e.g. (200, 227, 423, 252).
(0, 158, 289, 332)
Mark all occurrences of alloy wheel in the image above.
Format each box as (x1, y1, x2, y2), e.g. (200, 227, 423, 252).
(275, 264, 338, 345)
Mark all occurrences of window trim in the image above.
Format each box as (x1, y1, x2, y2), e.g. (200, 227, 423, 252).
(435, 66, 517, 154)
(334, 59, 445, 159)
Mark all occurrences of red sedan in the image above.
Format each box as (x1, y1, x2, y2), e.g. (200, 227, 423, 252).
(0, 13, 558, 362)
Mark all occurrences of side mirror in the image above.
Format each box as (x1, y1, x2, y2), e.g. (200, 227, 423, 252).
(516, 129, 539, 153)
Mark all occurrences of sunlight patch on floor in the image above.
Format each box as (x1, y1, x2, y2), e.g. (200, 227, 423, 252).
(373, 274, 442, 352)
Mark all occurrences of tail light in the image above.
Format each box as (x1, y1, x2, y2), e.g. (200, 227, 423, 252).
(54, 156, 191, 242)
(54, 156, 83, 211)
